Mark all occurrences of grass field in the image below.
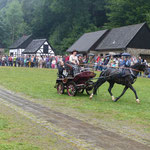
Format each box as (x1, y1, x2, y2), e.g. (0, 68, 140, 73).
(0, 67, 150, 140)
(0, 103, 77, 150)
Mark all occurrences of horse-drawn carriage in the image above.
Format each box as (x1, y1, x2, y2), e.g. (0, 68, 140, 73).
(55, 59, 149, 103)
(55, 61, 96, 96)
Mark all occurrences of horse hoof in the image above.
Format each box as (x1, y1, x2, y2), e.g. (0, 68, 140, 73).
(114, 99, 118, 102)
(112, 96, 115, 101)
(136, 99, 140, 104)
(89, 94, 93, 100)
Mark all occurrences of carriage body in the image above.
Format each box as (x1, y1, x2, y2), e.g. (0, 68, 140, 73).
(55, 65, 96, 96)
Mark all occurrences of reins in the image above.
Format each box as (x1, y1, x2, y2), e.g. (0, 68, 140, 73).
(79, 63, 143, 73)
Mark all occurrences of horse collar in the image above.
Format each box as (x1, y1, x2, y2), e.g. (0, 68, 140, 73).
(130, 69, 137, 79)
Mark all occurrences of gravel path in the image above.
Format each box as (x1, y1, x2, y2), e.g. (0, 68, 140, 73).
(0, 88, 149, 150)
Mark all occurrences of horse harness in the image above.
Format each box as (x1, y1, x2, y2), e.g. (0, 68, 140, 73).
(129, 68, 137, 83)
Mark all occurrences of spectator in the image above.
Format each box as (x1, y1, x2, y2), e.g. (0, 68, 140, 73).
(51, 57, 56, 69)
(0, 53, 149, 79)
(78, 55, 84, 67)
(8, 56, 13, 66)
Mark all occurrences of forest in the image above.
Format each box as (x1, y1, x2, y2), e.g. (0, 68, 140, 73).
(0, 0, 150, 54)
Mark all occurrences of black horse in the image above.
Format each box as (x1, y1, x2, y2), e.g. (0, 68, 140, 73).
(90, 62, 149, 103)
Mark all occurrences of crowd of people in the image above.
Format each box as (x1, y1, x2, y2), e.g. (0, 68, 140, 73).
(0, 51, 150, 77)
(0, 55, 59, 68)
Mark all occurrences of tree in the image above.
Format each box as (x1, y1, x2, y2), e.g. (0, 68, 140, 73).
(2, 0, 150, 54)
(48, 0, 105, 54)
(0, 0, 107, 52)
(0, 16, 9, 46)
(4, 0, 25, 43)
(21, 0, 42, 34)
(105, 0, 150, 28)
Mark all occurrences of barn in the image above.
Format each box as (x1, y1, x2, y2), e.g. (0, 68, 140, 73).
(95, 23, 150, 62)
(67, 23, 150, 62)
(22, 39, 55, 56)
(9, 35, 33, 56)
(67, 30, 109, 53)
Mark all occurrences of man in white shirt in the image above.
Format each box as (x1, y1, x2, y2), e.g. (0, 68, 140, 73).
(69, 50, 79, 65)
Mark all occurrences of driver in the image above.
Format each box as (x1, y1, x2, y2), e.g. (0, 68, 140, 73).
(69, 50, 79, 65)
(69, 50, 80, 75)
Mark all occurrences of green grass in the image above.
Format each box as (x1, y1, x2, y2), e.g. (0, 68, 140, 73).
(0, 117, 8, 130)
(0, 104, 77, 150)
(0, 110, 40, 150)
(0, 67, 150, 132)
(0, 143, 39, 150)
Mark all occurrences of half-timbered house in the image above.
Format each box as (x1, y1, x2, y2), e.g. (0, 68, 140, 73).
(23, 39, 55, 56)
(9, 35, 33, 56)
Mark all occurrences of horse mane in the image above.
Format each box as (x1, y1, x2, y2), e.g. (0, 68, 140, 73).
(130, 62, 141, 69)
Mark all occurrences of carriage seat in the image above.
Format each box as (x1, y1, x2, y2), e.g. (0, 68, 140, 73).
(65, 61, 80, 77)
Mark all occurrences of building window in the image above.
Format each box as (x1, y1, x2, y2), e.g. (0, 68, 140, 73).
(43, 45, 48, 54)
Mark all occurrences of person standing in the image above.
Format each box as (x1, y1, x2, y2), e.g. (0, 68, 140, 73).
(124, 57, 131, 67)
(65, 54, 69, 62)
(138, 57, 143, 76)
(13, 56, 16, 67)
(21, 56, 24, 67)
(8, 56, 13, 66)
(51, 57, 56, 69)
(78, 55, 84, 67)
(31, 55, 34, 67)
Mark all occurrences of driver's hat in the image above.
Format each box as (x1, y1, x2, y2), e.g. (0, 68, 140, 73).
(72, 50, 78, 53)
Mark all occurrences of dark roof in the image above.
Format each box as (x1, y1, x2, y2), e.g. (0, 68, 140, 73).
(23, 39, 47, 54)
(96, 23, 146, 50)
(67, 30, 108, 53)
(9, 35, 33, 49)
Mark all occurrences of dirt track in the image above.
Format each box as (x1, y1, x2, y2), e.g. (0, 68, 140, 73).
(0, 88, 149, 150)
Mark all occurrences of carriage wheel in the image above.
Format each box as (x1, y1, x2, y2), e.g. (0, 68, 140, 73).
(67, 82, 77, 96)
(57, 82, 64, 95)
(78, 89, 84, 94)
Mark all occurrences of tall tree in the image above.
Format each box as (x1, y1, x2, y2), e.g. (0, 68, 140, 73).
(105, 0, 150, 28)
(4, 0, 25, 43)
(0, 16, 9, 46)
(21, 0, 42, 34)
(47, 0, 106, 53)
(1, 0, 150, 54)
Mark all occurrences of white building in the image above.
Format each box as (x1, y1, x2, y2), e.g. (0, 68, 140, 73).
(23, 39, 55, 56)
(9, 35, 33, 56)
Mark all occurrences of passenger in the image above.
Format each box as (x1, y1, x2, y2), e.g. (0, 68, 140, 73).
(58, 61, 66, 78)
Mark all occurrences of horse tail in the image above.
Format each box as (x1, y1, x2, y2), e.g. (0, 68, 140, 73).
(93, 77, 106, 95)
